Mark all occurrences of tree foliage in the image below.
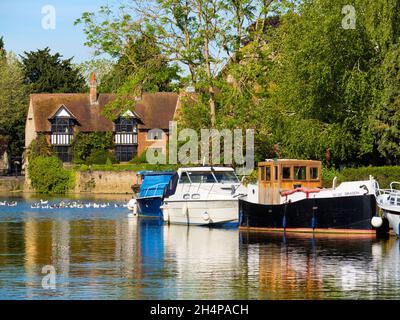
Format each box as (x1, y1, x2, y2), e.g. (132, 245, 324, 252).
(0, 46, 29, 159)
(20, 47, 86, 93)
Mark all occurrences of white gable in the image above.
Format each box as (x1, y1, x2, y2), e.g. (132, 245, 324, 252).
(54, 106, 73, 118)
(122, 110, 136, 118)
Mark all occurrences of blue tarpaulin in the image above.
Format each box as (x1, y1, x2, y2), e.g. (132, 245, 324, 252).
(139, 171, 176, 198)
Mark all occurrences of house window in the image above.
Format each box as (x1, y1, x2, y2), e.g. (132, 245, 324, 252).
(50, 117, 75, 162)
(53, 146, 72, 163)
(147, 129, 163, 140)
(115, 145, 137, 162)
(114, 117, 138, 162)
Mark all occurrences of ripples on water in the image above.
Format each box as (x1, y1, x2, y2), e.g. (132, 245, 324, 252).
(0, 198, 399, 300)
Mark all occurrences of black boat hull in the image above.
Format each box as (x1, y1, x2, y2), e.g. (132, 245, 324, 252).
(239, 195, 389, 234)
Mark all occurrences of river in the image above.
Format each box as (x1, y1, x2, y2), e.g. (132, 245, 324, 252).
(0, 196, 399, 300)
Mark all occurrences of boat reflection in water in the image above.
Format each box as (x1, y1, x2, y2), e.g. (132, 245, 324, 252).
(163, 224, 240, 299)
(1, 200, 400, 299)
(239, 231, 399, 299)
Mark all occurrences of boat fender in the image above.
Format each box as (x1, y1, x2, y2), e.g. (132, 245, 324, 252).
(282, 216, 287, 229)
(128, 199, 138, 215)
(203, 212, 210, 221)
(371, 216, 383, 228)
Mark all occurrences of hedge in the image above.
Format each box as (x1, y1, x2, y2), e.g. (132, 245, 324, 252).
(323, 166, 400, 189)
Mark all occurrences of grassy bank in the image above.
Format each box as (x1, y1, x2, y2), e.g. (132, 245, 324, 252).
(73, 163, 180, 172)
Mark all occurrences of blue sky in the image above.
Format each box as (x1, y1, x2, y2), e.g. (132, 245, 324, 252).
(0, 0, 110, 63)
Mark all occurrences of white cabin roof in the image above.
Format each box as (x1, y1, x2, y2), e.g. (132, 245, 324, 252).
(177, 166, 234, 174)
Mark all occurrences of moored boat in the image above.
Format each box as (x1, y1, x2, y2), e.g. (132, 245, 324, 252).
(134, 171, 178, 218)
(375, 182, 400, 237)
(240, 159, 389, 235)
(162, 166, 247, 226)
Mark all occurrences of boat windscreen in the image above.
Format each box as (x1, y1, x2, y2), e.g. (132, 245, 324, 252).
(213, 171, 239, 183)
(182, 171, 238, 184)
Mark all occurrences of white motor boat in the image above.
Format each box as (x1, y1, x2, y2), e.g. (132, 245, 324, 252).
(161, 166, 247, 226)
(375, 182, 400, 236)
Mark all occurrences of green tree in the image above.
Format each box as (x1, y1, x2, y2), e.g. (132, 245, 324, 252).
(20, 47, 86, 93)
(0, 52, 29, 158)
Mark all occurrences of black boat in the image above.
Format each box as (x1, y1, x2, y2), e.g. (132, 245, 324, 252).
(239, 159, 389, 235)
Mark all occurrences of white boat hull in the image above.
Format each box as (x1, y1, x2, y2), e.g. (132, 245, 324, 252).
(163, 199, 239, 226)
(384, 211, 400, 236)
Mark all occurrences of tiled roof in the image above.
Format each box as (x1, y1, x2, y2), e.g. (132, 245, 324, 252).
(30, 92, 179, 132)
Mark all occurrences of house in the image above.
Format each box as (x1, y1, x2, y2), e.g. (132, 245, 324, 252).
(25, 74, 179, 163)
(0, 128, 9, 175)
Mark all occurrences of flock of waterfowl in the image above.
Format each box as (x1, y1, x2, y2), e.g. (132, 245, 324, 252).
(0, 201, 17, 207)
(0, 199, 128, 209)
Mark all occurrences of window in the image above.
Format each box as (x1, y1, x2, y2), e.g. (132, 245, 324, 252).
(115, 117, 137, 133)
(185, 171, 217, 183)
(260, 167, 266, 181)
(282, 167, 291, 179)
(294, 166, 306, 180)
(213, 171, 239, 183)
(274, 166, 278, 181)
(179, 172, 191, 183)
(115, 145, 137, 162)
(53, 146, 72, 163)
(265, 167, 271, 181)
(51, 118, 74, 134)
(147, 129, 163, 140)
(310, 167, 319, 180)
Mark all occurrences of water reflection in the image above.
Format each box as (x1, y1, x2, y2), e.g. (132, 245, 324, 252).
(239, 232, 400, 299)
(1, 199, 400, 299)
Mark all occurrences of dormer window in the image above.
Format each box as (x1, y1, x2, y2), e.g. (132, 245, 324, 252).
(114, 115, 138, 162)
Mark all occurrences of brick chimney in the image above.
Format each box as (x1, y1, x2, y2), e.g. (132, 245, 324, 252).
(90, 73, 98, 105)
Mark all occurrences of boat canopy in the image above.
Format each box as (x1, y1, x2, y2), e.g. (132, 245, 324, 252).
(139, 171, 177, 198)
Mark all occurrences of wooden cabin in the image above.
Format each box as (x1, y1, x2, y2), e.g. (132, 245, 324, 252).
(258, 159, 322, 204)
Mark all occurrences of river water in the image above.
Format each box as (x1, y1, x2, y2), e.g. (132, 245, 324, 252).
(0, 196, 399, 300)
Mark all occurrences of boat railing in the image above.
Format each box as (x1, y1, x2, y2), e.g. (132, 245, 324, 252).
(143, 183, 167, 198)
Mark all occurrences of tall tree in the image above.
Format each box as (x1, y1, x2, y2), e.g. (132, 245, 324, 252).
(20, 47, 86, 93)
(0, 52, 29, 158)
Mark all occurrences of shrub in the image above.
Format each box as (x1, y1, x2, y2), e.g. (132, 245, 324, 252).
(340, 166, 400, 189)
(71, 132, 114, 164)
(28, 156, 74, 194)
(85, 149, 117, 165)
(129, 149, 148, 164)
(27, 134, 53, 161)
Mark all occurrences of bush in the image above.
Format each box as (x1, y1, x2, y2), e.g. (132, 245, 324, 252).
(28, 156, 75, 194)
(27, 134, 53, 161)
(129, 150, 148, 164)
(85, 149, 117, 165)
(340, 166, 400, 189)
(71, 132, 114, 164)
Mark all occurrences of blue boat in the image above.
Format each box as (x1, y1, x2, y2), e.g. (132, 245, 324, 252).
(136, 171, 178, 218)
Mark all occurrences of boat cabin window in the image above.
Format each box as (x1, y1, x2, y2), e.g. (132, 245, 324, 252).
(213, 171, 239, 183)
(274, 166, 278, 181)
(282, 167, 291, 180)
(265, 167, 271, 181)
(179, 172, 191, 183)
(184, 171, 216, 183)
(310, 167, 319, 180)
(294, 166, 306, 180)
(260, 167, 266, 181)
